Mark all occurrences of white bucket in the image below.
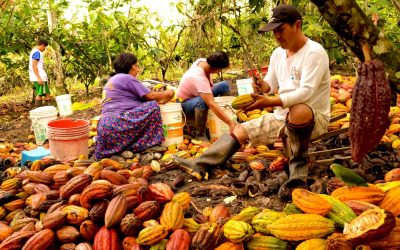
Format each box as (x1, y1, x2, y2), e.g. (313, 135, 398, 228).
(236, 78, 254, 96)
(29, 106, 58, 146)
(160, 103, 185, 147)
(207, 96, 237, 139)
(56, 94, 73, 116)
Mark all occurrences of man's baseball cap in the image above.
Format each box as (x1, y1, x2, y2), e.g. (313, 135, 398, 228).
(258, 5, 302, 33)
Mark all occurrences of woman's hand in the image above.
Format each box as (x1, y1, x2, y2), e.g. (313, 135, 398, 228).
(243, 93, 271, 111)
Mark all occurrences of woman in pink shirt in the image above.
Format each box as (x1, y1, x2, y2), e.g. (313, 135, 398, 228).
(176, 51, 236, 141)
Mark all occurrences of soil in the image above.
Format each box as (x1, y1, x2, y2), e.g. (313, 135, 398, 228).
(1, 81, 399, 217)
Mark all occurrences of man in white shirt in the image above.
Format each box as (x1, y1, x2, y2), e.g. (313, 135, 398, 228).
(173, 5, 330, 201)
(29, 39, 50, 107)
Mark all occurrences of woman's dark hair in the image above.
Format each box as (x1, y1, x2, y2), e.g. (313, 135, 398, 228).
(206, 51, 229, 69)
(113, 53, 138, 74)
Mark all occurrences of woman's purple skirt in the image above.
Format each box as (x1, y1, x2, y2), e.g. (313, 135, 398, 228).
(94, 101, 164, 159)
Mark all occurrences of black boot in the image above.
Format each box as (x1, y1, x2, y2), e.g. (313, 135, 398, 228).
(173, 133, 241, 180)
(34, 99, 42, 107)
(278, 120, 315, 201)
(194, 109, 209, 141)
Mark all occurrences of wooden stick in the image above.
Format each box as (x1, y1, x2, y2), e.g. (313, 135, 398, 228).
(361, 43, 371, 62)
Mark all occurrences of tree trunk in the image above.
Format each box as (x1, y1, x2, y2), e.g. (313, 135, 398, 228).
(310, 0, 400, 95)
(47, 0, 67, 95)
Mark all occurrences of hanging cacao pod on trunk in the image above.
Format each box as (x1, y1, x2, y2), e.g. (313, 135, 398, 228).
(349, 46, 390, 162)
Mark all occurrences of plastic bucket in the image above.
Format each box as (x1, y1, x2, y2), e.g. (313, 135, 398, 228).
(29, 106, 58, 146)
(236, 78, 254, 96)
(207, 96, 237, 139)
(56, 94, 73, 116)
(159, 103, 185, 147)
(47, 119, 89, 161)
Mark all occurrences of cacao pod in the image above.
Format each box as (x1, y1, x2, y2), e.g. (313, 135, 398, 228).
(136, 225, 168, 246)
(209, 204, 230, 224)
(21, 229, 55, 250)
(223, 219, 254, 243)
(166, 229, 191, 250)
(120, 214, 141, 236)
(331, 185, 385, 204)
(246, 235, 288, 250)
(160, 201, 184, 231)
(56, 225, 80, 243)
(105, 194, 127, 228)
(147, 183, 174, 203)
(379, 185, 400, 216)
(292, 188, 331, 216)
(93, 226, 121, 250)
(80, 220, 100, 242)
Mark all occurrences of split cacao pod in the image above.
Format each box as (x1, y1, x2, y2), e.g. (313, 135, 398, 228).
(160, 201, 184, 231)
(267, 214, 335, 241)
(166, 229, 191, 250)
(331, 185, 385, 204)
(368, 217, 400, 249)
(343, 208, 395, 245)
(105, 194, 127, 228)
(349, 59, 391, 162)
(93, 226, 121, 250)
(292, 188, 331, 216)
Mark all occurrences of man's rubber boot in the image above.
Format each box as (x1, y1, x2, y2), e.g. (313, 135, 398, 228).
(194, 109, 209, 141)
(173, 133, 241, 180)
(278, 120, 315, 201)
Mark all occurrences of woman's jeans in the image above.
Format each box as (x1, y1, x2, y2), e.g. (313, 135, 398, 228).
(180, 81, 230, 116)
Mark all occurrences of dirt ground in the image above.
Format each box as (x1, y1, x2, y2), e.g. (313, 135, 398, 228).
(1, 81, 399, 216)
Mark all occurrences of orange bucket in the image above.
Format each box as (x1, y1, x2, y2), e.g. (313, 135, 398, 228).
(47, 119, 89, 161)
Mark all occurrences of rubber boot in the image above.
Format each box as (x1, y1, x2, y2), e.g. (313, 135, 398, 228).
(173, 133, 241, 180)
(194, 109, 209, 141)
(278, 120, 315, 201)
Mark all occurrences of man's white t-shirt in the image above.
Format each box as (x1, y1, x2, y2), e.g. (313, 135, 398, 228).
(264, 39, 330, 122)
(29, 48, 48, 82)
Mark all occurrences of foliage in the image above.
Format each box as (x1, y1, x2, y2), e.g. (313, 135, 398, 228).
(0, 0, 399, 98)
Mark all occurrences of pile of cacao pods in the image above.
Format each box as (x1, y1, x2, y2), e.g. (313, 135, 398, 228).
(0, 153, 399, 249)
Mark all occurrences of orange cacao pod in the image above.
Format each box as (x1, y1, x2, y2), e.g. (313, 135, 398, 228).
(331, 185, 385, 204)
(60, 174, 92, 199)
(385, 168, 400, 182)
(84, 162, 103, 180)
(43, 164, 70, 176)
(69, 193, 81, 206)
(122, 236, 142, 250)
(148, 183, 174, 203)
(62, 205, 89, 225)
(60, 243, 76, 250)
(93, 226, 121, 250)
(26, 171, 53, 185)
(53, 171, 69, 186)
(0, 231, 36, 249)
(66, 166, 85, 178)
(42, 210, 67, 229)
(268, 156, 288, 172)
(171, 192, 191, 210)
(215, 241, 244, 250)
(56, 225, 80, 243)
(292, 188, 332, 216)
(133, 200, 161, 221)
(80, 220, 100, 242)
(22, 229, 55, 250)
(105, 195, 127, 228)
(80, 180, 114, 209)
(379, 186, 400, 216)
(4, 199, 25, 211)
(100, 169, 128, 185)
(0, 222, 13, 241)
(100, 158, 122, 170)
(166, 229, 191, 250)
(160, 201, 184, 231)
(209, 204, 231, 223)
(249, 160, 265, 171)
(120, 214, 141, 236)
(112, 183, 142, 197)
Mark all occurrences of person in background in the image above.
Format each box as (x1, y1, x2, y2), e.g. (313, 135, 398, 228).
(94, 52, 174, 160)
(176, 51, 236, 141)
(29, 39, 51, 107)
(173, 5, 331, 201)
